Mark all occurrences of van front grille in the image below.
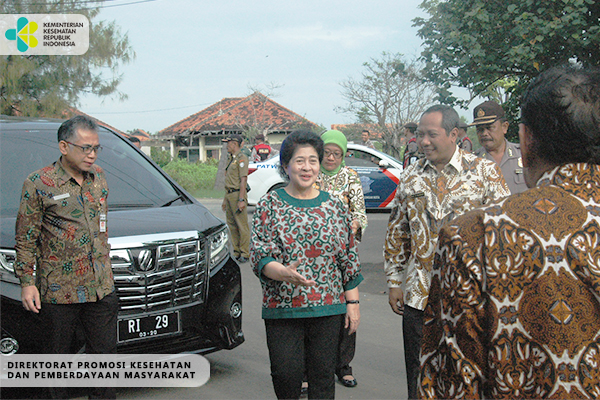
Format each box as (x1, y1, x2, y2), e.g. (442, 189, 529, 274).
(111, 238, 208, 315)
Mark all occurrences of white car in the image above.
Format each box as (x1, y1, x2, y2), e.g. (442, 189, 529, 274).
(247, 143, 404, 209)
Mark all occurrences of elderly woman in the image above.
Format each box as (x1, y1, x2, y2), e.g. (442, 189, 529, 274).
(250, 130, 363, 400)
(315, 129, 367, 388)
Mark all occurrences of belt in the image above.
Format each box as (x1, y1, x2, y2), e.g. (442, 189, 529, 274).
(226, 188, 240, 194)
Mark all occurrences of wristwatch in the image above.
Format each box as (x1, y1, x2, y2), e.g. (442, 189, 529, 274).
(238, 198, 245, 202)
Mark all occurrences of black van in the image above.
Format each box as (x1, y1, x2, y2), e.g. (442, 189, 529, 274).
(0, 116, 244, 355)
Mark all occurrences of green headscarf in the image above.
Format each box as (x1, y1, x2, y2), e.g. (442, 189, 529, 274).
(320, 130, 347, 176)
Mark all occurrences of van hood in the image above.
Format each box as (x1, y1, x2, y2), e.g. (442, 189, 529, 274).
(1, 203, 225, 249)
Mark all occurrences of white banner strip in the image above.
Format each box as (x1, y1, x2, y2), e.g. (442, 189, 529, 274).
(1, 353, 210, 388)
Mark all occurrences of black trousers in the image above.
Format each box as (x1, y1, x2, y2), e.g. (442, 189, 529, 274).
(336, 323, 356, 379)
(403, 305, 424, 400)
(265, 315, 342, 400)
(42, 291, 119, 399)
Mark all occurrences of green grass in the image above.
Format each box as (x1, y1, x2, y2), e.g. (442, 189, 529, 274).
(189, 188, 225, 199)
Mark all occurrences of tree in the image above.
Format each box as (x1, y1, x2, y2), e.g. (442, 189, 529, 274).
(414, 0, 600, 135)
(1, 0, 135, 116)
(337, 52, 437, 158)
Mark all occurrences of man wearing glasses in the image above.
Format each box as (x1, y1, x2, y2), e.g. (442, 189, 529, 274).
(15, 115, 118, 399)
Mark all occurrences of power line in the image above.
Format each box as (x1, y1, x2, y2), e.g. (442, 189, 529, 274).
(11, 0, 159, 9)
(79, 0, 159, 10)
(88, 102, 213, 115)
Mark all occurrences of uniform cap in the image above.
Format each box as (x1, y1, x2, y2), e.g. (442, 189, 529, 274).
(471, 101, 505, 126)
(222, 134, 243, 144)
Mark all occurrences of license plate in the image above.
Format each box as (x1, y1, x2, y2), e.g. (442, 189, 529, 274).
(118, 311, 180, 343)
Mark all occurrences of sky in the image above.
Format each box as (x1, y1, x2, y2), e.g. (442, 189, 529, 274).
(79, 0, 451, 134)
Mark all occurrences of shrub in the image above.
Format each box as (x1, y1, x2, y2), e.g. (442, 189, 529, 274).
(163, 159, 217, 192)
(151, 148, 172, 168)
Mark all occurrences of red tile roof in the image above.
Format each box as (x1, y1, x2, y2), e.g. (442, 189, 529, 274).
(159, 92, 318, 136)
(130, 129, 151, 140)
(64, 108, 127, 137)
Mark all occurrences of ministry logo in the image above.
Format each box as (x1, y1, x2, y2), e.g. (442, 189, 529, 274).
(1, 14, 89, 55)
(4, 17, 38, 52)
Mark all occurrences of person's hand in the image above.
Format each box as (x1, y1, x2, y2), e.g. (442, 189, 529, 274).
(280, 260, 316, 287)
(351, 220, 360, 235)
(264, 260, 316, 286)
(238, 200, 247, 212)
(22, 285, 41, 313)
(345, 304, 360, 334)
(388, 287, 404, 316)
(221, 200, 226, 212)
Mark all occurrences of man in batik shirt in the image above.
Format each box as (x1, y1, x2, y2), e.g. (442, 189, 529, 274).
(15, 115, 117, 399)
(420, 66, 600, 399)
(383, 104, 509, 399)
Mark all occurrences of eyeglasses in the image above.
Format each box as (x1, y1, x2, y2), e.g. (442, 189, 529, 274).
(65, 141, 102, 154)
(324, 150, 343, 159)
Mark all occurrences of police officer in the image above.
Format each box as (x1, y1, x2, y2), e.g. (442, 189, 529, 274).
(471, 100, 527, 194)
(221, 134, 250, 262)
(251, 134, 273, 161)
(457, 121, 473, 152)
(402, 122, 422, 169)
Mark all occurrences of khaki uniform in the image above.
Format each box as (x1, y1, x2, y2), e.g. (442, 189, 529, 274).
(476, 139, 527, 194)
(224, 151, 250, 258)
(403, 137, 423, 169)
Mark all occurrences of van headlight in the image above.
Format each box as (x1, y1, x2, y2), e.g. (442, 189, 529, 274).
(209, 228, 230, 269)
(0, 250, 16, 273)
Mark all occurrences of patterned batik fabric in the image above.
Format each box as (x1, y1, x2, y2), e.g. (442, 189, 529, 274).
(14, 158, 114, 304)
(420, 163, 600, 399)
(383, 147, 510, 311)
(315, 166, 368, 240)
(250, 189, 363, 320)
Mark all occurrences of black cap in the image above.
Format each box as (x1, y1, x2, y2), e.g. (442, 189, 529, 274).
(471, 101, 505, 126)
(222, 134, 243, 144)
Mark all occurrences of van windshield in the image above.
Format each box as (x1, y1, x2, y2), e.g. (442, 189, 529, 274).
(1, 126, 182, 217)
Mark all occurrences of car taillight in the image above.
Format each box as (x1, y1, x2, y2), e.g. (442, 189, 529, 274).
(248, 168, 257, 175)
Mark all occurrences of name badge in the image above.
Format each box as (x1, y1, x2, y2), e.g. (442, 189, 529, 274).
(99, 213, 107, 233)
(411, 192, 425, 198)
(53, 193, 70, 201)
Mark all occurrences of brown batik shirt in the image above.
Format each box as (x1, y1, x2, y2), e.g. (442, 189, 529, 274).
(383, 147, 510, 311)
(15, 158, 115, 304)
(420, 163, 600, 399)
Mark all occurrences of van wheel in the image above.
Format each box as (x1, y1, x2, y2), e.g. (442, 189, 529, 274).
(268, 183, 286, 192)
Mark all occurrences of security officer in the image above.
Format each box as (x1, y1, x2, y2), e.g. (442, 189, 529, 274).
(402, 122, 422, 169)
(471, 100, 527, 194)
(457, 121, 473, 152)
(221, 134, 250, 262)
(251, 134, 273, 161)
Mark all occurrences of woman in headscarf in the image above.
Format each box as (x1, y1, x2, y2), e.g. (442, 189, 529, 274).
(315, 129, 367, 388)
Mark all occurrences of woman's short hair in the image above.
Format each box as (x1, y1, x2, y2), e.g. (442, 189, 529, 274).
(521, 64, 600, 165)
(278, 130, 324, 180)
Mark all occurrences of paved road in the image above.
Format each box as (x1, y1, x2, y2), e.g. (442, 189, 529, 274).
(4, 199, 408, 400)
(178, 199, 406, 400)
(106, 200, 409, 400)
